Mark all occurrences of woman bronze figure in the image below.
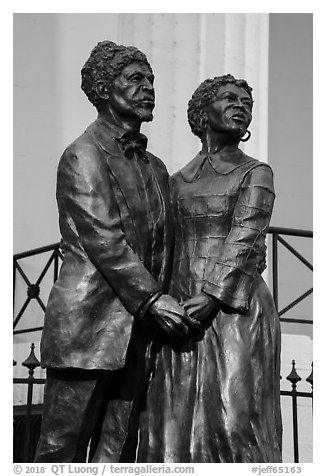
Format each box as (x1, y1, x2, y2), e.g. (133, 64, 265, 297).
(137, 74, 282, 463)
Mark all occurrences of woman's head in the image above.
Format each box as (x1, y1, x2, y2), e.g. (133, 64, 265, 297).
(187, 74, 253, 140)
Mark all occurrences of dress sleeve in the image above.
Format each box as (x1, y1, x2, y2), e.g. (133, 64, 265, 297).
(57, 145, 162, 316)
(202, 163, 275, 312)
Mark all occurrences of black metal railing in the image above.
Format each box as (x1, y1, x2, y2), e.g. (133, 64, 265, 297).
(13, 227, 313, 335)
(13, 242, 63, 335)
(269, 226, 313, 325)
(13, 344, 45, 462)
(280, 360, 313, 463)
(268, 226, 313, 463)
(13, 343, 313, 463)
(13, 227, 313, 462)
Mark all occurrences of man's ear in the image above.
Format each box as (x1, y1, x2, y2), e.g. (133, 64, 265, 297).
(96, 81, 110, 101)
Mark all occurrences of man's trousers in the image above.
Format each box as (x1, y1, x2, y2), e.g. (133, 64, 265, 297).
(34, 329, 152, 463)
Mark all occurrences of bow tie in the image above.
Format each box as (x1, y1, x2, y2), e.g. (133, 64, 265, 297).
(116, 135, 148, 162)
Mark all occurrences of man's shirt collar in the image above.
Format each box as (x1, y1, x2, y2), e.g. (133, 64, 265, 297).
(86, 118, 148, 157)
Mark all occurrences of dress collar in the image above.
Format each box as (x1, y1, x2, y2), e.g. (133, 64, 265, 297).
(179, 145, 257, 182)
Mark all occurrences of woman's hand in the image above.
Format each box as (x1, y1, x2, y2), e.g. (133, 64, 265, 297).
(149, 294, 189, 338)
(182, 292, 218, 322)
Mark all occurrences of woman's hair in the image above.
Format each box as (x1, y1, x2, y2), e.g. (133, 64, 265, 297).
(187, 74, 253, 139)
(81, 40, 152, 109)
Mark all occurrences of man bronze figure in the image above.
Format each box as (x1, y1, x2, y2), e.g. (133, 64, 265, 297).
(34, 40, 189, 463)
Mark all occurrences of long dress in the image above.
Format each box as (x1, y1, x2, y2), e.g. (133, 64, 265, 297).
(137, 145, 282, 463)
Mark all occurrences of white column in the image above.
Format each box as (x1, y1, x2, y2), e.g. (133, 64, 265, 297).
(118, 13, 269, 171)
(118, 13, 201, 171)
(200, 13, 270, 163)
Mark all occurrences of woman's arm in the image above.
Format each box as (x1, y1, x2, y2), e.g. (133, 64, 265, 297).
(201, 163, 275, 313)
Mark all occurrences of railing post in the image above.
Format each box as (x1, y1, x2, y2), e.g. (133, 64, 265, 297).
(54, 250, 59, 283)
(22, 343, 40, 462)
(13, 257, 16, 307)
(272, 233, 279, 311)
(287, 360, 302, 463)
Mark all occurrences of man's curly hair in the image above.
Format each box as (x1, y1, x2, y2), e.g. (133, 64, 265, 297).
(81, 40, 152, 109)
(187, 74, 253, 139)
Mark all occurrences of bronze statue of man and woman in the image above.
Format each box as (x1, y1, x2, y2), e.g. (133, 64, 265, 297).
(34, 40, 282, 463)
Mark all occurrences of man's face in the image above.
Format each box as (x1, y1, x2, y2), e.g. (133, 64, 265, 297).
(206, 83, 253, 138)
(108, 62, 155, 123)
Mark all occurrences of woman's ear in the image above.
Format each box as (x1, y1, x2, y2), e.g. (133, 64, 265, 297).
(199, 112, 207, 133)
(96, 81, 110, 101)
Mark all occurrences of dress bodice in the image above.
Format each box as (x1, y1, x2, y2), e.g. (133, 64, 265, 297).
(169, 148, 275, 311)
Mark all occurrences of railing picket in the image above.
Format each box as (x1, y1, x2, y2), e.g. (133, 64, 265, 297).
(306, 362, 313, 415)
(54, 250, 59, 283)
(13, 258, 16, 307)
(306, 362, 313, 388)
(286, 360, 301, 463)
(21, 344, 40, 462)
(272, 233, 279, 311)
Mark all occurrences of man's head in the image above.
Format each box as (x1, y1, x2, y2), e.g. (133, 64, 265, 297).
(81, 41, 155, 122)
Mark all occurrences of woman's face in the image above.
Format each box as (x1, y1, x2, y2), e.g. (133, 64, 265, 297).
(206, 83, 253, 138)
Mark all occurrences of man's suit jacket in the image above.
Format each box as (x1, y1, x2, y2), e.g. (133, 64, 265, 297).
(40, 118, 173, 370)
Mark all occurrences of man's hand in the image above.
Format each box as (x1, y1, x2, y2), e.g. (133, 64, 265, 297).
(182, 293, 218, 323)
(149, 295, 190, 338)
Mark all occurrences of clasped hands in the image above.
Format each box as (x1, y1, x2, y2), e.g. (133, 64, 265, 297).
(149, 293, 217, 338)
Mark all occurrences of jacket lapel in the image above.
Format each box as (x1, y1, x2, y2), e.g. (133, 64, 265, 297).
(85, 119, 142, 250)
(146, 152, 174, 288)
